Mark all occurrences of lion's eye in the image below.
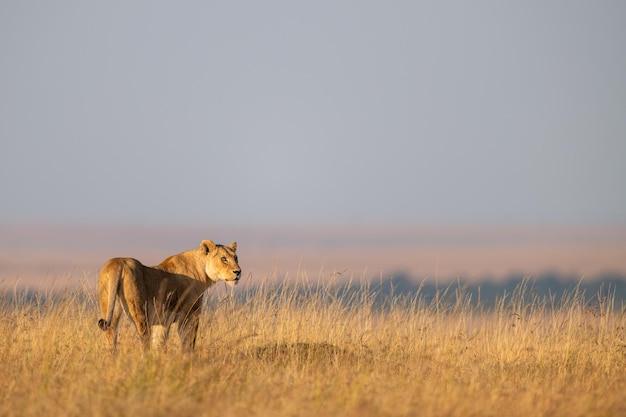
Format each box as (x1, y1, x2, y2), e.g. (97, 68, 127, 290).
(221, 257, 228, 264)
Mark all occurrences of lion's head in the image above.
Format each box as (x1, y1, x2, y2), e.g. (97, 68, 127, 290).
(201, 240, 241, 286)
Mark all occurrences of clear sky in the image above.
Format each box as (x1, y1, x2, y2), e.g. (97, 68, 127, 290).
(1, 1, 625, 225)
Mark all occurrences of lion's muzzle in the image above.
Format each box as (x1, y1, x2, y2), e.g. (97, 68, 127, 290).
(226, 269, 241, 285)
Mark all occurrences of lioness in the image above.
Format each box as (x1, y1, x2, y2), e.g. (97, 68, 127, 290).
(97, 240, 240, 351)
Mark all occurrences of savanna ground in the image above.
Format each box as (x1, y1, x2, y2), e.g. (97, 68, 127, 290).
(1, 274, 626, 417)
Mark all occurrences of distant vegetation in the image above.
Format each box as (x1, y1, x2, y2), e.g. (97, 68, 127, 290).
(1, 274, 625, 416)
(373, 272, 626, 309)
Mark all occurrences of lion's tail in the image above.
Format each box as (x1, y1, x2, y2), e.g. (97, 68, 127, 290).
(97, 261, 123, 331)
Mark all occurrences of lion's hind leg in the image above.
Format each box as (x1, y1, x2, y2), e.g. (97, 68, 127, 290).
(178, 313, 200, 353)
(150, 324, 171, 350)
(123, 298, 151, 350)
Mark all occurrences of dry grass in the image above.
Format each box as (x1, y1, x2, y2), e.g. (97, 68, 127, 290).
(1, 274, 626, 417)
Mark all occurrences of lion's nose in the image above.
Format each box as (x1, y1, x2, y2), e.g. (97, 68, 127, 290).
(233, 270, 241, 278)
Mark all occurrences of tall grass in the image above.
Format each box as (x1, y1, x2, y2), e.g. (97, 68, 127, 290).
(1, 273, 625, 417)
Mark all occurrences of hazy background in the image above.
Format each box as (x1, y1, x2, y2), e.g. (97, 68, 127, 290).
(1, 2, 625, 288)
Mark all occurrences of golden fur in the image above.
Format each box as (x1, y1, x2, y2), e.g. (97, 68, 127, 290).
(97, 240, 240, 351)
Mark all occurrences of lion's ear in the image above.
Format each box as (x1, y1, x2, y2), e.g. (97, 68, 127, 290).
(229, 242, 237, 251)
(201, 240, 217, 254)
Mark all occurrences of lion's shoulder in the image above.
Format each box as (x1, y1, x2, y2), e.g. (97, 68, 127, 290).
(156, 250, 199, 274)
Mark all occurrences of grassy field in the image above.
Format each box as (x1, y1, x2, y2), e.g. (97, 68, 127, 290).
(1, 275, 625, 417)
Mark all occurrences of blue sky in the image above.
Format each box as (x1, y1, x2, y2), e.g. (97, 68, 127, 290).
(1, 1, 625, 225)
